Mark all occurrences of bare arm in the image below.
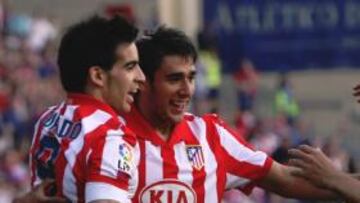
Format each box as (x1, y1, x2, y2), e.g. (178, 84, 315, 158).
(353, 84, 360, 103)
(257, 161, 338, 200)
(352, 173, 360, 180)
(289, 145, 360, 203)
(12, 180, 67, 203)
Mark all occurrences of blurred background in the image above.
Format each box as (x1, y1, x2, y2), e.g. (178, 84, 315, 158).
(0, 0, 359, 202)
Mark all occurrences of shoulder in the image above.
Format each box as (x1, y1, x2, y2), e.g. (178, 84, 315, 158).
(183, 112, 227, 137)
(38, 105, 58, 119)
(77, 107, 121, 128)
(201, 113, 227, 126)
(182, 112, 228, 129)
(90, 113, 137, 146)
(184, 112, 221, 121)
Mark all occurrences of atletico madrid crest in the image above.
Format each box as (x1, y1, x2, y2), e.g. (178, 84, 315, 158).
(186, 145, 205, 170)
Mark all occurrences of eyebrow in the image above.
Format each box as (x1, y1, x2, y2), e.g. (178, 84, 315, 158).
(165, 70, 197, 78)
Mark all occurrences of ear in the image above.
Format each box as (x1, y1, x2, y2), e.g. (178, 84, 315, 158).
(88, 66, 107, 87)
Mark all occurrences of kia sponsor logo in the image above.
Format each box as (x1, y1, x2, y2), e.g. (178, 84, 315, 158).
(139, 179, 196, 203)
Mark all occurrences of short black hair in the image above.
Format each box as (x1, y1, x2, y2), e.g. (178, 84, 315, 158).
(136, 27, 197, 82)
(57, 15, 138, 93)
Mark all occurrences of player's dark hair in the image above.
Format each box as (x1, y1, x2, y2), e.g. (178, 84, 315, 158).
(136, 27, 197, 82)
(58, 15, 138, 93)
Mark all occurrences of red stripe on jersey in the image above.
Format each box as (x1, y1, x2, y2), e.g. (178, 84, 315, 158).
(203, 116, 227, 202)
(161, 145, 178, 179)
(224, 154, 271, 180)
(55, 139, 69, 197)
(88, 175, 129, 189)
(133, 139, 146, 203)
(59, 102, 67, 115)
(181, 123, 206, 203)
(120, 124, 137, 146)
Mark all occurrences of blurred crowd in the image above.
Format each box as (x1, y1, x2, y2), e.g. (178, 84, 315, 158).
(0, 1, 63, 201)
(0, 1, 357, 202)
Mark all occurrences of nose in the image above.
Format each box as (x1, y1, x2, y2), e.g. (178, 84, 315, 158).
(135, 65, 146, 85)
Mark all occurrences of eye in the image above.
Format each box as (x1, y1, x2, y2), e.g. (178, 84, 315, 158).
(188, 72, 196, 82)
(124, 61, 138, 70)
(167, 75, 182, 82)
(188, 75, 195, 82)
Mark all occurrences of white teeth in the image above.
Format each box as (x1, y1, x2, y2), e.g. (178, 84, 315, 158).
(172, 101, 187, 107)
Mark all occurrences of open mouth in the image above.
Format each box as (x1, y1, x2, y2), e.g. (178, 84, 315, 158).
(127, 90, 138, 104)
(170, 100, 188, 113)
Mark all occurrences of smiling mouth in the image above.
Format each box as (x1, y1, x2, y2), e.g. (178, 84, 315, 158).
(170, 100, 188, 113)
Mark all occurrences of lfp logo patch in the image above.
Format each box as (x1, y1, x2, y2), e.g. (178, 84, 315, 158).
(117, 143, 133, 177)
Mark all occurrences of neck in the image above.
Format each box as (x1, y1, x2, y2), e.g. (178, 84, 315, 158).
(156, 123, 174, 141)
(137, 97, 175, 142)
(85, 86, 103, 102)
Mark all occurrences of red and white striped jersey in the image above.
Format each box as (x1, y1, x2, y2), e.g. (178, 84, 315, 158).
(30, 93, 138, 203)
(123, 108, 273, 203)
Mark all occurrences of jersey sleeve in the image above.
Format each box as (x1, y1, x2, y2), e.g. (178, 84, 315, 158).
(29, 107, 57, 188)
(204, 114, 273, 195)
(85, 127, 137, 203)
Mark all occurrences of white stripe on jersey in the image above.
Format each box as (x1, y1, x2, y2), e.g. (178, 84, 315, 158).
(81, 109, 112, 135)
(225, 173, 251, 189)
(128, 142, 139, 198)
(144, 141, 163, 185)
(100, 129, 126, 178)
(215, 123, 267, 166)
(173, 142, 193, 184)
(85, 182, 131, 203)
(187, 118, 219, 203)
(63, 164, 78, 201)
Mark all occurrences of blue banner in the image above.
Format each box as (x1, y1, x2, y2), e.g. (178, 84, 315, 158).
(203, 0, 360, 72)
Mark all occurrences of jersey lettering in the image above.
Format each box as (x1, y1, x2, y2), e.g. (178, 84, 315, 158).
(43, 112, 81, 139)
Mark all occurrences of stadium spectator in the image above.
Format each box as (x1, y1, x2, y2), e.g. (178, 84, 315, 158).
(274, 73, 300, 125)
(233, 58, 259, 112)
(198, 31, 222, 113)
(26, 14, 58, 52)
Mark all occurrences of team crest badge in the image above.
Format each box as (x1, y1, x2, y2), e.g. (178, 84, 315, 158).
(186, 145, 205, 170)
